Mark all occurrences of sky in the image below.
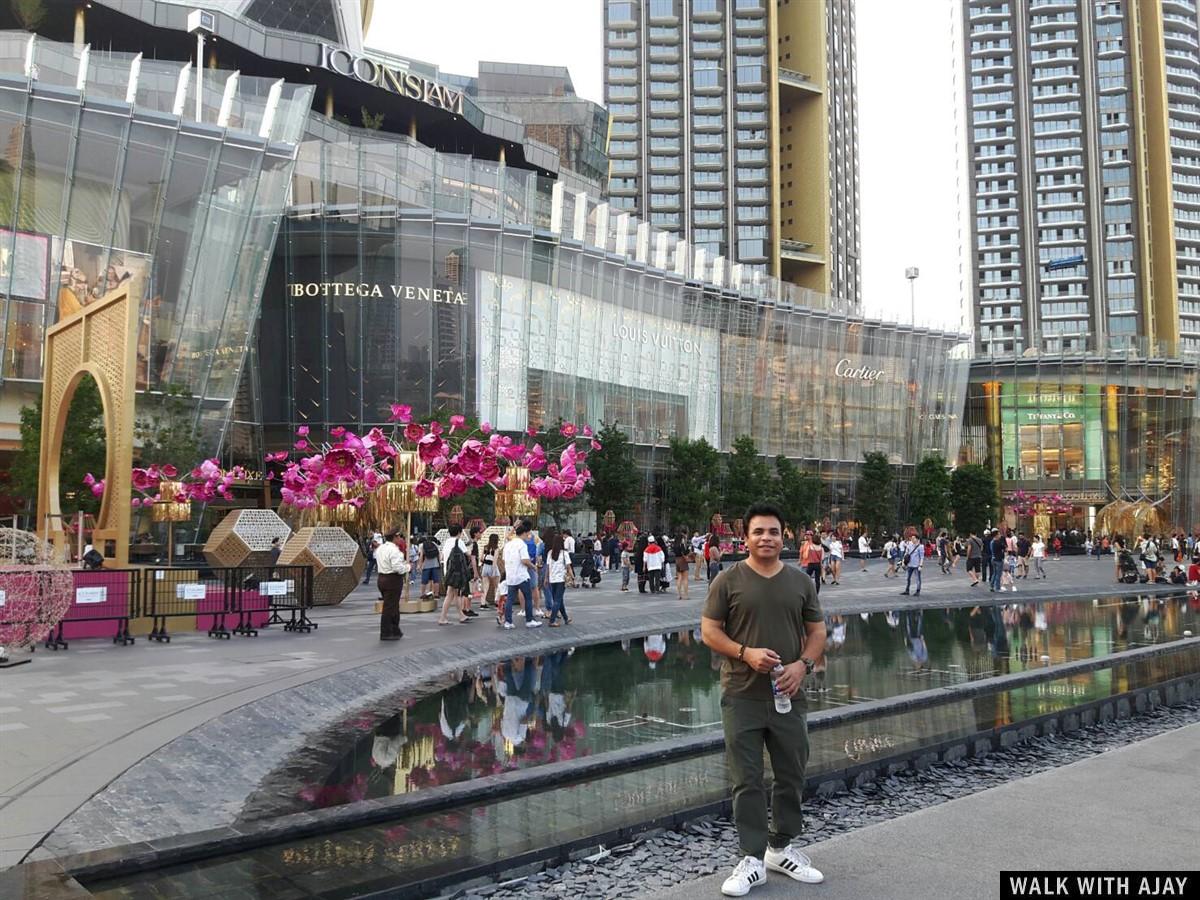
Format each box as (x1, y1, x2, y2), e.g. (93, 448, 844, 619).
(366, 0, 965, 332)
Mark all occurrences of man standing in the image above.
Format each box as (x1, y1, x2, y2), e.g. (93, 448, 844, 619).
(989, 529, 1006, 592)
(857, 532, 871, 572)
(701, 503, 826, 896)
(375, 531, 407, 641)
(900, 532, 924, 596)
(502, 521, 542, 630)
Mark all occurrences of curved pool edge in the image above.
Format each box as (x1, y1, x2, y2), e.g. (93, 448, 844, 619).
(39, 583, 1192, 863)
(55, 639, 1200, 894)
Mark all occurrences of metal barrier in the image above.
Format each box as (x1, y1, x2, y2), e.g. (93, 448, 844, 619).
(0, 565, 318, 649)
(49, 568, 140, 649)
(257, 566, 317, 634)
(140, 565, 315, 642)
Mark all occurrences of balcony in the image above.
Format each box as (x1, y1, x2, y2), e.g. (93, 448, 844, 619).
(778, 67, 822, 96)
(780, 239, 823, 264)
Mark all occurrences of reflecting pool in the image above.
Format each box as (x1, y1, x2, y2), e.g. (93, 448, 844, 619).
(294, 594, 1199, 812)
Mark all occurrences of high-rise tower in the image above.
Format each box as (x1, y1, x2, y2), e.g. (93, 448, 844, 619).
(603, 0, 861, 305)
(962, 0, 1200, 357)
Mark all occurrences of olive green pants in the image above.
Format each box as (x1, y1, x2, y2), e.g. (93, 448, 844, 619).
(721, 693, 810, 857)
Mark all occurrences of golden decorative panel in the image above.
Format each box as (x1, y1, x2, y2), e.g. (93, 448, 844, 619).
(278, 526, 365, 607)
(203, 509, 293, 568)
(36, 281, 143, 567)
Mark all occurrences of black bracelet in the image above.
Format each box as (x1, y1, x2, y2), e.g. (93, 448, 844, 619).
(737, 643, 746, 661)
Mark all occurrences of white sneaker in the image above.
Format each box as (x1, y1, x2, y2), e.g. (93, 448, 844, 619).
(721, 855, 766, 897)
(526, 620, 543, 629)
(764, 845, 824, 884)
(503, 622, 514, 630)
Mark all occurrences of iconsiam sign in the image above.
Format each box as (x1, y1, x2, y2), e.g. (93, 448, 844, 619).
(266, 405, 597, 521)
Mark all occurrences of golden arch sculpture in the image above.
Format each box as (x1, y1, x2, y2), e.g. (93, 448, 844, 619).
(36, 282, 141, 568)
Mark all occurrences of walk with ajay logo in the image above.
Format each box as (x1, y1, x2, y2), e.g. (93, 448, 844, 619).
(1001, 872, 1197, 899)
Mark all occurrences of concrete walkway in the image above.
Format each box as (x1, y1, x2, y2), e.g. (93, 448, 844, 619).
(651, 722, 1200, 900)
(0, 555, 1178, 868)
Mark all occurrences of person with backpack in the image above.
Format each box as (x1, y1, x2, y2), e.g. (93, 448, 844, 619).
(437, 524, 475, 626)
(882, 534, 897, 578)
(417, 533, 442, 600)
(800, 530, 824, 594)
(1141, 533, 1160, 582)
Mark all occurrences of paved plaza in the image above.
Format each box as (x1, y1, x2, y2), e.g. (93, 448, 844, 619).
(652, 722, 1200, 900)
(0, 554, 1183, 872)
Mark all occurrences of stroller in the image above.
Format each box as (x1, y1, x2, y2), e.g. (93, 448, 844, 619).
(1117, 548, 1139, 584)
(579, 552, 601, 588)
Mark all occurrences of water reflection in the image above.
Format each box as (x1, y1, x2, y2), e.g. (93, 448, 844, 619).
(303, 595, 1198, 811)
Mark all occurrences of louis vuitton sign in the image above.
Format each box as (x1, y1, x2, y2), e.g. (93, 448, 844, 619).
(320, 45, 465, 115)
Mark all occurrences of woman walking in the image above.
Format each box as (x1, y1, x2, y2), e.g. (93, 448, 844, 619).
(829, 532, 844, 585)
(437, 524, 474, 625)
(800, 530, 824, 594)
(546, 533, 572, 626)
(704, 532, 723, 581)
(673, 532, 691, 600)
(480, 533, 500, 608)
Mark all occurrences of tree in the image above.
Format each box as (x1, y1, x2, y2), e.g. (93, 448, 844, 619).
(854, 451, 894, 538)
(949, 463, 1000, 537)
(133, 385, 202, 469)
(663, 436, 721, 531)
(908, 453, 951, 531)
(774, 456, 820, 535)
(585, 422, 640, 524)
(8, 376, 107, 518)
(10, 0, 47, 31)
(723, 434, 772, 519)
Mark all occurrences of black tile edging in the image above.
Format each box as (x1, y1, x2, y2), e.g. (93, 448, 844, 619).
(58, 637, 1200, 883)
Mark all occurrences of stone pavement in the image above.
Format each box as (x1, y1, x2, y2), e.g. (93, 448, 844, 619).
(650, 721, 1200, 900)
(0, 554, 1178, 869)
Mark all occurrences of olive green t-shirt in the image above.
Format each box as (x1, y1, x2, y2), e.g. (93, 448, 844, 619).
(702, 561, 824, 702)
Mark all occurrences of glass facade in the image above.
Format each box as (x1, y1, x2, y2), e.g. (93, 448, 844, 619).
(0, 34, 312, 456)
(260, 129, 969, 517)
(962, 353, 1200, 531)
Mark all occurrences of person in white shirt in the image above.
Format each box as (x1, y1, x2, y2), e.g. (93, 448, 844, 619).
(502, 520, 540, 630)
(1030, 534, 1047, 579)
(858, 533, 872, 572)
(563, 531, 576, 556)
(643, 537, 666, 593)
(374, 531, 408, 641)
(546, 533, 574, 626)
(828, 535, 844, 585)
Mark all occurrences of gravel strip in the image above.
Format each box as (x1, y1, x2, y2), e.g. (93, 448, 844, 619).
(439, 700, 1200, 900)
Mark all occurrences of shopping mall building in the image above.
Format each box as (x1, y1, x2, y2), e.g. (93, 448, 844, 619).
(0, 1, 972, 525)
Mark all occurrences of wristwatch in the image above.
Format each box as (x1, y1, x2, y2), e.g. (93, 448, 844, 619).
(800, 657, 815, 675)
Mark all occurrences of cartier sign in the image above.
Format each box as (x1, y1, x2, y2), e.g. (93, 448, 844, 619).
(834, 358, 886, 382)
(320, 45, 465, 115)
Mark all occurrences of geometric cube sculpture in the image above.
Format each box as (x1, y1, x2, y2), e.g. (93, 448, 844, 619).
(203, 509, 293, 568)
(277, 526, 364, 606)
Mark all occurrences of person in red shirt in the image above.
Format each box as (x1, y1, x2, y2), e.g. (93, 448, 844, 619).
(1188, 558, 1200, 584)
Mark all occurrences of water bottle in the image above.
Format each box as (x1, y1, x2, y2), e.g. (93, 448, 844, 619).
(770, 663, 792, 714)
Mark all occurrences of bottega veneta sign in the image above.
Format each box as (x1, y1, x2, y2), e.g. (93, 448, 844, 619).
(834, 358, 886, 382)
(288, 282, 467, 305)
(320, 45, 465, 115)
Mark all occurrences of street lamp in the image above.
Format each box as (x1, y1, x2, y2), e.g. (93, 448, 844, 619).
(905, 266, 919, 326)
